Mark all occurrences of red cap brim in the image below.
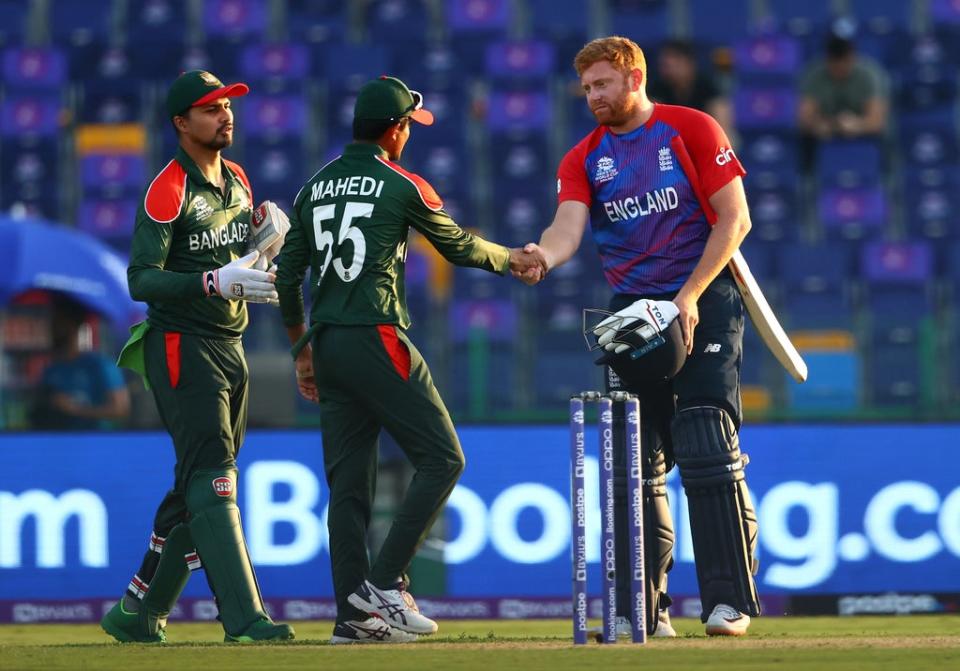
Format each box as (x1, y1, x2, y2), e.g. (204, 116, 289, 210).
(410, 108, 434, 125)
(192, 82, 250, 108)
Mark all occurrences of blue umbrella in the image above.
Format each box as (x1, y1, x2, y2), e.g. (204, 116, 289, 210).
(0, 216, 145, 328)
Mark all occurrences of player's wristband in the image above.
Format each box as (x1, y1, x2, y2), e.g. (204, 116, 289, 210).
(202, 270, 220, 297)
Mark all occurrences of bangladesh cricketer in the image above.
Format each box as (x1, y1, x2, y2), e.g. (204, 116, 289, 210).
(276, 76, 547, 643)
(99, 70, 294, 643)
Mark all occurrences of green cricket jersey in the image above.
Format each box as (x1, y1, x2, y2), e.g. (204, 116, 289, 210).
(277, 142, 511, 329)
(128, 147, 254, 338)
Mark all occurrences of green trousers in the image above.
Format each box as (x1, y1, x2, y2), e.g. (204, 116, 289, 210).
(144, 328, 248, 491)
(312, 324, 464, 622)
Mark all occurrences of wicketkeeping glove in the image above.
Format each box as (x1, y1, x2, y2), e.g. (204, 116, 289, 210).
(202, 250, 279, 303)
(592, 299, 679, 354)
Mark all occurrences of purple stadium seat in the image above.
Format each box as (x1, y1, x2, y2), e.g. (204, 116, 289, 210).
(485, 41, 555, 81)
(77, 200, 138, 241)
(861, 241, 933, 286)
(446, 0, 510, 32)
(450, 299, 517, 342)
(0, 96, 60, 137)
(733, 88, 797, 131)
(486, 91, 551, 133)
(931, 0, 960, 25)
(240, 44, 311, 80)
(203, 0, 267, 37)
(819, 185, 887, 240)
(2, 48, 66, 90)
(80, 154, 146, 197)
(242, 95, 308, 138)
(734, 35, 802, 82)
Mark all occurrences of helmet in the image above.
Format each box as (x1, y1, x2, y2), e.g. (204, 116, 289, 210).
(584, 300, 687, 386)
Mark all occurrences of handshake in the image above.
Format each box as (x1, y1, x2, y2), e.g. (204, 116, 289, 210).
(508, 243, 550, 285)
(203, 201, 290, 304)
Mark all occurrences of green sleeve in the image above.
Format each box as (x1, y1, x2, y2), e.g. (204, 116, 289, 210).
(276, 202, 310, 327)
(406, 200, 510, 275)
(127, 207, 204, 302)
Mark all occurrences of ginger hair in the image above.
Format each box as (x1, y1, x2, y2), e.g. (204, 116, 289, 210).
(573, 36, 647, 81)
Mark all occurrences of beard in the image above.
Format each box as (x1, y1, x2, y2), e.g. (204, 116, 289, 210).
(202, 125, 233, 150)
(591, 86, 637, 127)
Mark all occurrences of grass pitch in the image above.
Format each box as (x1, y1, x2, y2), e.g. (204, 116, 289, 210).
(1, 616, 958, 670)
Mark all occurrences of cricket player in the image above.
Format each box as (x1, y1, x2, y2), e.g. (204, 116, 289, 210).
(519, 36, 760, 637)
(276, 76, 547, 643)
(100, 70, 294, 643)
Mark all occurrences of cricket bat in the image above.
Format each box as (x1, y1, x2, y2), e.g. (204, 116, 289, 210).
(729, 249, 808, 383)
(249, 200, 290, 262)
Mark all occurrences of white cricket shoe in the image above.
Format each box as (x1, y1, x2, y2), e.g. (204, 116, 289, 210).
(347, 580, 438, 635)
(705, 604, 750, 636)
(329, 617, 418, 644)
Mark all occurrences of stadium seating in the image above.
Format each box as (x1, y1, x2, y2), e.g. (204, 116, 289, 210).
(0, 0, 956, 421)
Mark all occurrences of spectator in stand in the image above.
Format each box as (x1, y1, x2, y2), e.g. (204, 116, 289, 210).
(798, 27, 889, 167)
(648, 39, 734, 138)
(32, 295, 130, 430)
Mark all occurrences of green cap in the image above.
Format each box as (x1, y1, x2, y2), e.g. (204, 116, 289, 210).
(165, 70, 250, 119)
(353, 76, 434, 125)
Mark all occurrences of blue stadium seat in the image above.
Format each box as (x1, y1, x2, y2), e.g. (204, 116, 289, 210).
(47, 0, 114, 51)
(815, 139, 883, 187)
(446, 0, 512, 64)
(0, 144, 60, 220)
(0, 0, 29, 46)
(787, 350, 859, 411)
(862, 241, 934, 345)
(746, 187, 801, 243)
(739, 132, 799, 189)
(365, 0, 432, 46)
(688, 0, 755, 48)
(779, 243, 855, 330)
(321, 43, 391, 92)
(533, 350, 604, 408)
(525, 0, 589, 70)
(763, 0, 836, 38)
(607, 0, 672, 46)
(285, 0, 348, 45)
(903, 174, 959, 242)
(869, 342, 921, 407)
(492, 192, 552, 246)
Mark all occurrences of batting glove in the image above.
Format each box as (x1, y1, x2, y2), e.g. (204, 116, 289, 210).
(202, 250, 279, 303)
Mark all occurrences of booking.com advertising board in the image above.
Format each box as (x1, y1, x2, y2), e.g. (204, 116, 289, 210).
(1, 425, 959, 622)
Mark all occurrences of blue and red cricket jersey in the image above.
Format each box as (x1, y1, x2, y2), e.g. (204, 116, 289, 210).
(557, 103, 746, 295)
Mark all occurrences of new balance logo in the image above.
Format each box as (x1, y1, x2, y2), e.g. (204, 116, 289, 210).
(704, 343, 722, 353)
